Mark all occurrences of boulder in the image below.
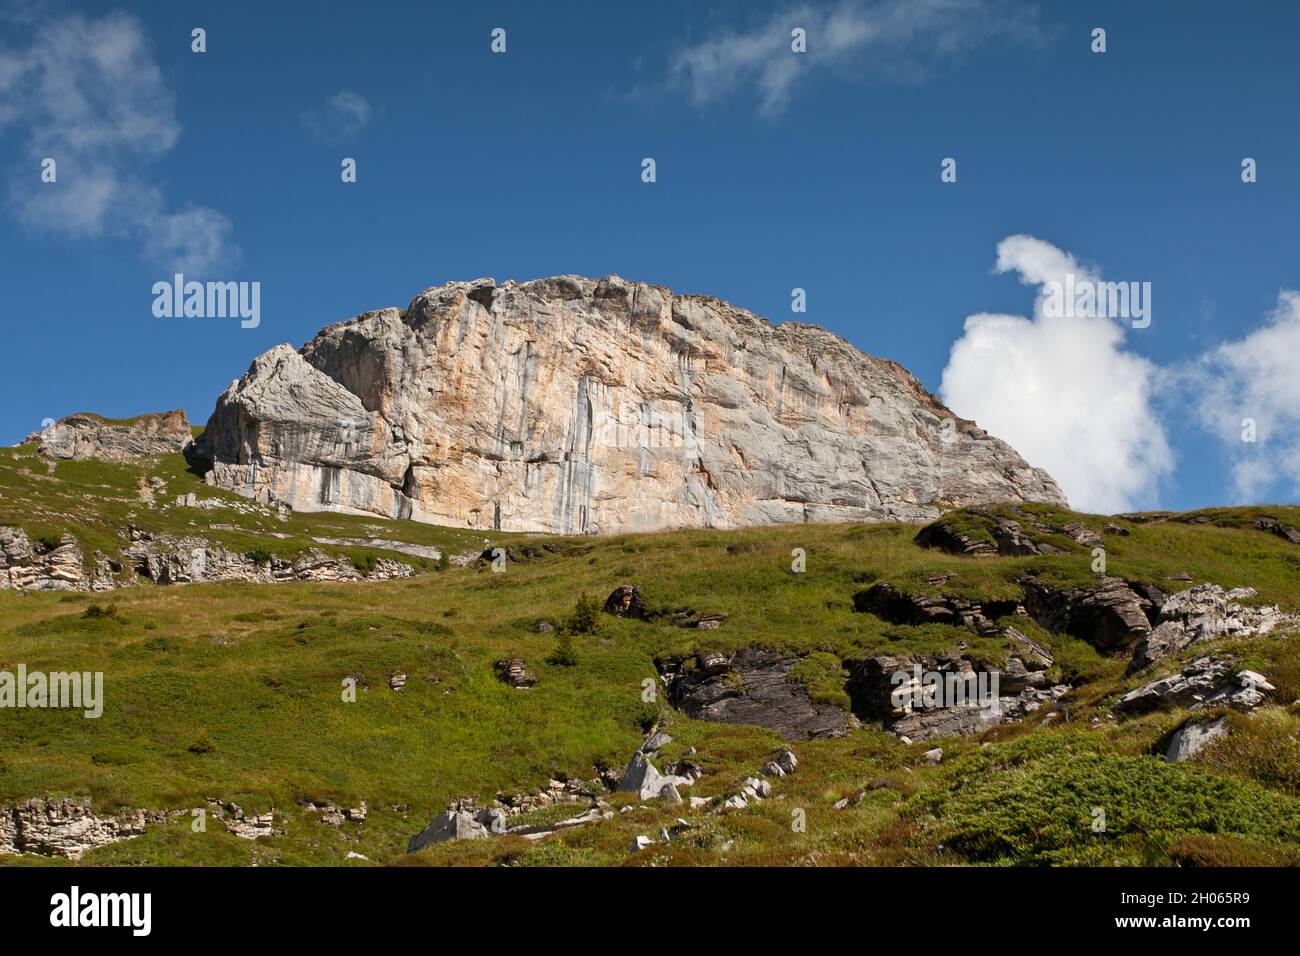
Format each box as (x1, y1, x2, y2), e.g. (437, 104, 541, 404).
(406, 810, 489, 852)
(494, 658, 538, 689)
(604, 583, 649, 620)
(1165, 716, 1229, 762)
(1115, 657, 1274, 715)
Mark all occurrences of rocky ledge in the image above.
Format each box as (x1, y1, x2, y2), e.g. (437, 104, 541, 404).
(25, 410, 192, 462)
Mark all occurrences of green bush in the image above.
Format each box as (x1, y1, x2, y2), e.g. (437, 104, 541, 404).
(546, 633, 578, 667)
(565, 594, 603, 634)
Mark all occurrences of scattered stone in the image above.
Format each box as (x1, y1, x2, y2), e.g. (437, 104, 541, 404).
(761, 761, 785, 777)
(616, 752, 693, 801)
(388, 673, 407, 691)
(921, 747, 944, 765)
(494, 658, 537, 689)
(833, 797, 850, 810)
(658, 783, 683, 805)
(1166, 716, 1229, 762)
(629, 835, 654, 853)
(777, 750, 798, 774)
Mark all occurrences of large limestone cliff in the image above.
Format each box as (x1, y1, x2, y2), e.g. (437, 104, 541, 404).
(200, 276, 1065, 534)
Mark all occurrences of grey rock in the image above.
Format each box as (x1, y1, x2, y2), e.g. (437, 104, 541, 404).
(26, 410, 191, 463)
(1129, 583, 1298, 672)
(1116, 656, 1274, 715)
(406, 810, 489, 852)
(0, 797, 161, 860)
(1165, 716, 1229, 762)
(641, 731, 673, 753)
(1022, 576, 1153, 651)
(629, 835, 654, 853)
(661, 648, 858, 741)
(200, 277, 1065, 534)
(0, 527, 92, 591)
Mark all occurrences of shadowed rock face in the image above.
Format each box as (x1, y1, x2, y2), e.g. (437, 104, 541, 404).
(200, 276, 1065, 534)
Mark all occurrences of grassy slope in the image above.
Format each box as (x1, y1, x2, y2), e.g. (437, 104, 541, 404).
(2, 446, 1299, 867)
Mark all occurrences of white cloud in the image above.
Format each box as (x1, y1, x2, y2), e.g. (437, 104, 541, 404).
(940, 235, 1173, 514)
(666, 0, 1045, 116)
(301, 91, 371, 143)
(0, 11, 237, 275)
(1188, 290, 1300, 501)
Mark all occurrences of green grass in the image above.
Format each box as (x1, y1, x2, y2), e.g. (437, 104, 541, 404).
(2, 447, 1300, 866)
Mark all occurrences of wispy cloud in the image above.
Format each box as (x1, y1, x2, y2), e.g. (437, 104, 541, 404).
(1185, 291, 1300, 501)
(0, 10, 238, 275)
(664, 0, 1046, 117)
(940, 235, 1173, 514)
(300, 91, 371, 143)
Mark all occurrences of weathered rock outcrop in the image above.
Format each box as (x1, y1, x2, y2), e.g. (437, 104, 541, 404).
(660, 648, 860, 740)
(844, 651, 1069, 741)
(122, 529, 413, 585)
(1021, 576, 1156, 651)
(1115, 656, 1274, 715)
(200, 276, 1065, 534)
(0, 527, 89, 591)
(1128, 584, 1298, 673)
(0, 797, 166, 860)
(853, 582, 1022, 634)
(26, 410, 191, 462)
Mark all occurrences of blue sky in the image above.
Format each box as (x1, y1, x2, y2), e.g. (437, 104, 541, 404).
(2, 0, 1298, 514)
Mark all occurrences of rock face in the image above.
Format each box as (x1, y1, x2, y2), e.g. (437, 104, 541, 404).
(200, 276, 1065, 534)
(0, 797, 162, 860)
(121, 529, 413, 585)
(661, 648, 860, 741)
(844, 651, 1069, 742)
(0, 527, 89, 591)
(1021, 577, 1156, 652)
(27, 410, 191, 462)
(1129, 584, 1297, 672)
